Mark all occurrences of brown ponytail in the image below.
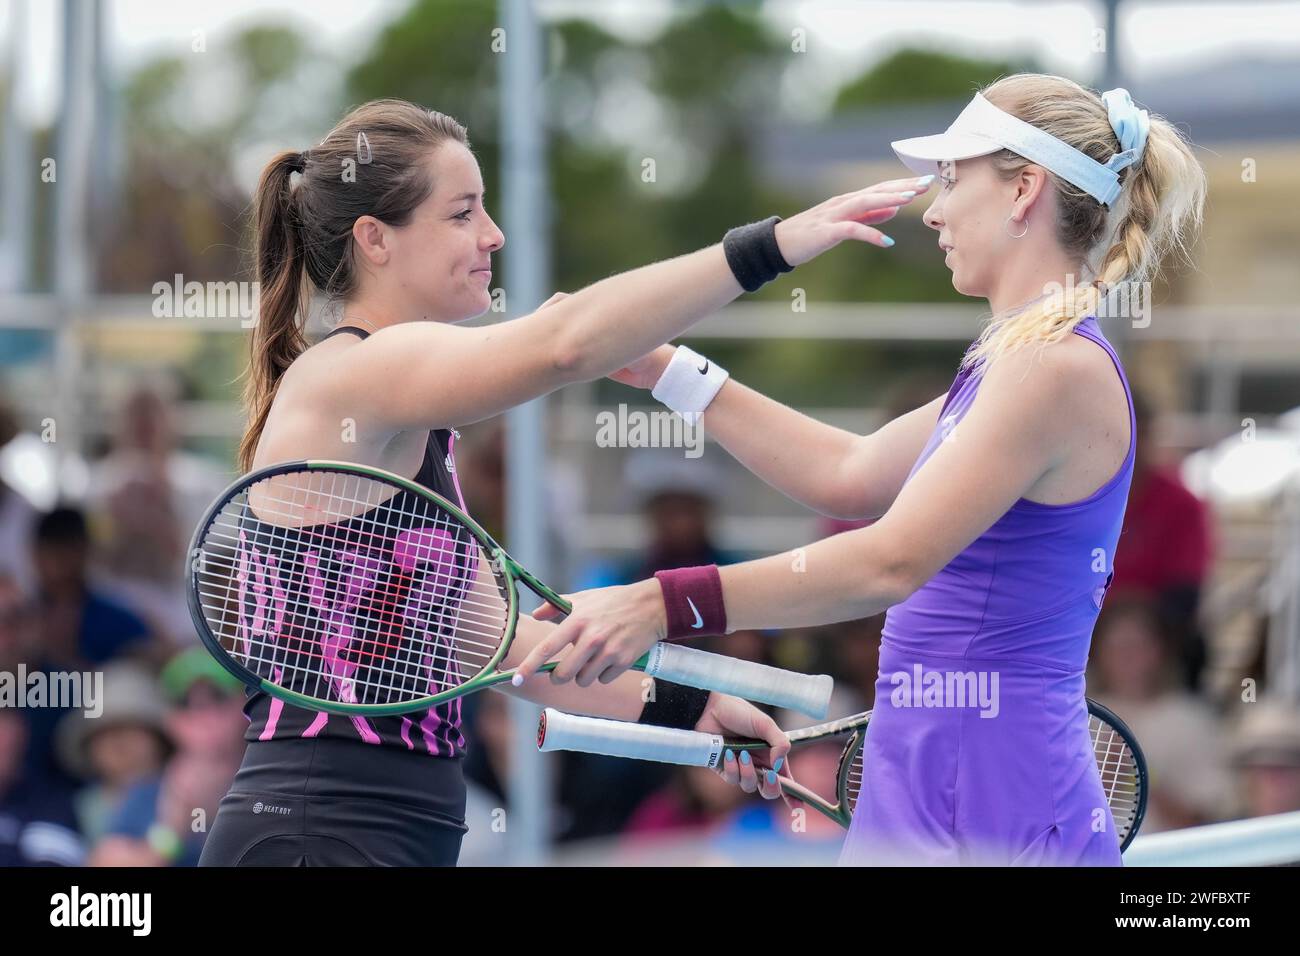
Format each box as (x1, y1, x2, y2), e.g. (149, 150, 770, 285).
(239, 151, 310, 472)
(237, 100, 470, 472)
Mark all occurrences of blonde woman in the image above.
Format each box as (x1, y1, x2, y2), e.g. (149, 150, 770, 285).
(517, 74, 1206, 866)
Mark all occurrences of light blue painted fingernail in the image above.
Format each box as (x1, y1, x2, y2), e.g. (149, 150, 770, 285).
(916, 174, 935, 186)
(725, 749, 736, 763)
(773, 757, 784, 772)
(740, 750, 751, 765)
(881, 235, 895, 247)
(900, 191, 916, 199)
(766, 770, 778, 785)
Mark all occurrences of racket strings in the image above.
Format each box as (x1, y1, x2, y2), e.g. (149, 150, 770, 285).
(844, 743, 865, 815)
(1089, 714, 1141, 842)
(198, 512, 500, 693)
(194, 470, 511, 707)
(201, 486, 512, 623)
(195, 532, 508, 645)
(197, 543, 492, 704)
(227, 484, 498, 704)
(776, 729, 866, 822)
(246, 472, 500, 703)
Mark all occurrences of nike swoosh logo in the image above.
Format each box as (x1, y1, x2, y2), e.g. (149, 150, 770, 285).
(697, 361, 709, 375)
(686, 596, 704, 629)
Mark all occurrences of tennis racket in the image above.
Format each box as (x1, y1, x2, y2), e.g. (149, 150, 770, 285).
(187, 460, 834, 717)
(1086, 698, 1149, 850)
(538, 697, 1148, 849)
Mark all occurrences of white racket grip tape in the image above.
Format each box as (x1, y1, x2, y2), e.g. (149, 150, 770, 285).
(642, 643, 833, 719)
(537, 709, 725, 768)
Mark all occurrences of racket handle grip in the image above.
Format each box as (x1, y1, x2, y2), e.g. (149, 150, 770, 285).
(537, 708, 724, 768)
(642, 643, 832, 719)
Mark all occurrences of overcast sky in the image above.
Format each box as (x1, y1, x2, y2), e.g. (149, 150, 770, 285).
(2, 0, 1298, 121)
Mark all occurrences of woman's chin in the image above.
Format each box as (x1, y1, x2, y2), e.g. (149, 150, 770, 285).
(448, 294, 494, 324)
(950, 271, 980, 298)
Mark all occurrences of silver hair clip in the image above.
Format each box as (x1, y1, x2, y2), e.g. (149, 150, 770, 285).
(356, 132, 372, 165)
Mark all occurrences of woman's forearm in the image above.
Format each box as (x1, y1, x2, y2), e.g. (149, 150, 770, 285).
(499, 615, 648, 720)
(552, 245, 743, 383)
(550, 179, 923, 383)
(716, 523, 914, 631)
(701, 378, 864, 518)
(496, 667, 649, 721)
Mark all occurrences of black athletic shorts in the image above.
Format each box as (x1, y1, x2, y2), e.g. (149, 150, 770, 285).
(198, 737, 468, 867)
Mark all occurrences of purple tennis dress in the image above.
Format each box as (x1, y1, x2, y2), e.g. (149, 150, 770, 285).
(840, 315, 1133, 866)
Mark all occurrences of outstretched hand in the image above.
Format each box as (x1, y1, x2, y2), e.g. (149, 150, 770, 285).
(773, 175, 935, 267)
(512, 579, 667, 688)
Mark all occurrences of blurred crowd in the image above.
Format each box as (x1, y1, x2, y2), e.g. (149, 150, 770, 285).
(1, 378, 1298, 867)
(0, 381, 244, 866)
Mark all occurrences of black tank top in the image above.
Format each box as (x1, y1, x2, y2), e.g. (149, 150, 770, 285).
(242, 325, 467, 758)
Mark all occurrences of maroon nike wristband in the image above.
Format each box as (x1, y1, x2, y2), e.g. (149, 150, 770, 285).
(654, 565, 727, 640)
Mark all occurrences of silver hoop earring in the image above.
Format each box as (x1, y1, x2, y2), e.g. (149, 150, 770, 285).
(1005, 214, 1028, 239)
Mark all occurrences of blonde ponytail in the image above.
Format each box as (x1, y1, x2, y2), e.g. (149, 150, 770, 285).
(959, 73, 1207, 374)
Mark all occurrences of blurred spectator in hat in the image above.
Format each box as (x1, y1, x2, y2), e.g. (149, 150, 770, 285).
(1090, 596, 1233, 831)
(579, 449, 746, 590)
(0, 707, 83, 866)
(1230, 702, 1300, 818)
(22, 509, 164, 788)
(1109, 392, 1214, 692)
(90, 648, 244, 866)
(56, 663, 173, 845)
(86, 382, 227, 647)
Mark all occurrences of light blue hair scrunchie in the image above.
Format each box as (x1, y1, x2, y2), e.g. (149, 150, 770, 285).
(1101, 87, 1150, 174)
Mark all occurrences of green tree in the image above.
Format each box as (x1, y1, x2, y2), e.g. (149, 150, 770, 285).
(832, 47, 1036, 112)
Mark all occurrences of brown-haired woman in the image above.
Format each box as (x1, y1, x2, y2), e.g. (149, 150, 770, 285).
(196, 98, 930, 865)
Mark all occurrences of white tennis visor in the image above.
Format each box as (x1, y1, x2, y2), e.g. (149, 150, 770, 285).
(891, 93, 1125, 207)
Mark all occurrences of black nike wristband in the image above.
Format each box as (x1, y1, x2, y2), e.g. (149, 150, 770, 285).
(722, 216, 793, 292)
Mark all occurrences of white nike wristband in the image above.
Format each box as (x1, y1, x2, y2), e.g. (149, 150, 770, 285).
(650, 346, 729, 416)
